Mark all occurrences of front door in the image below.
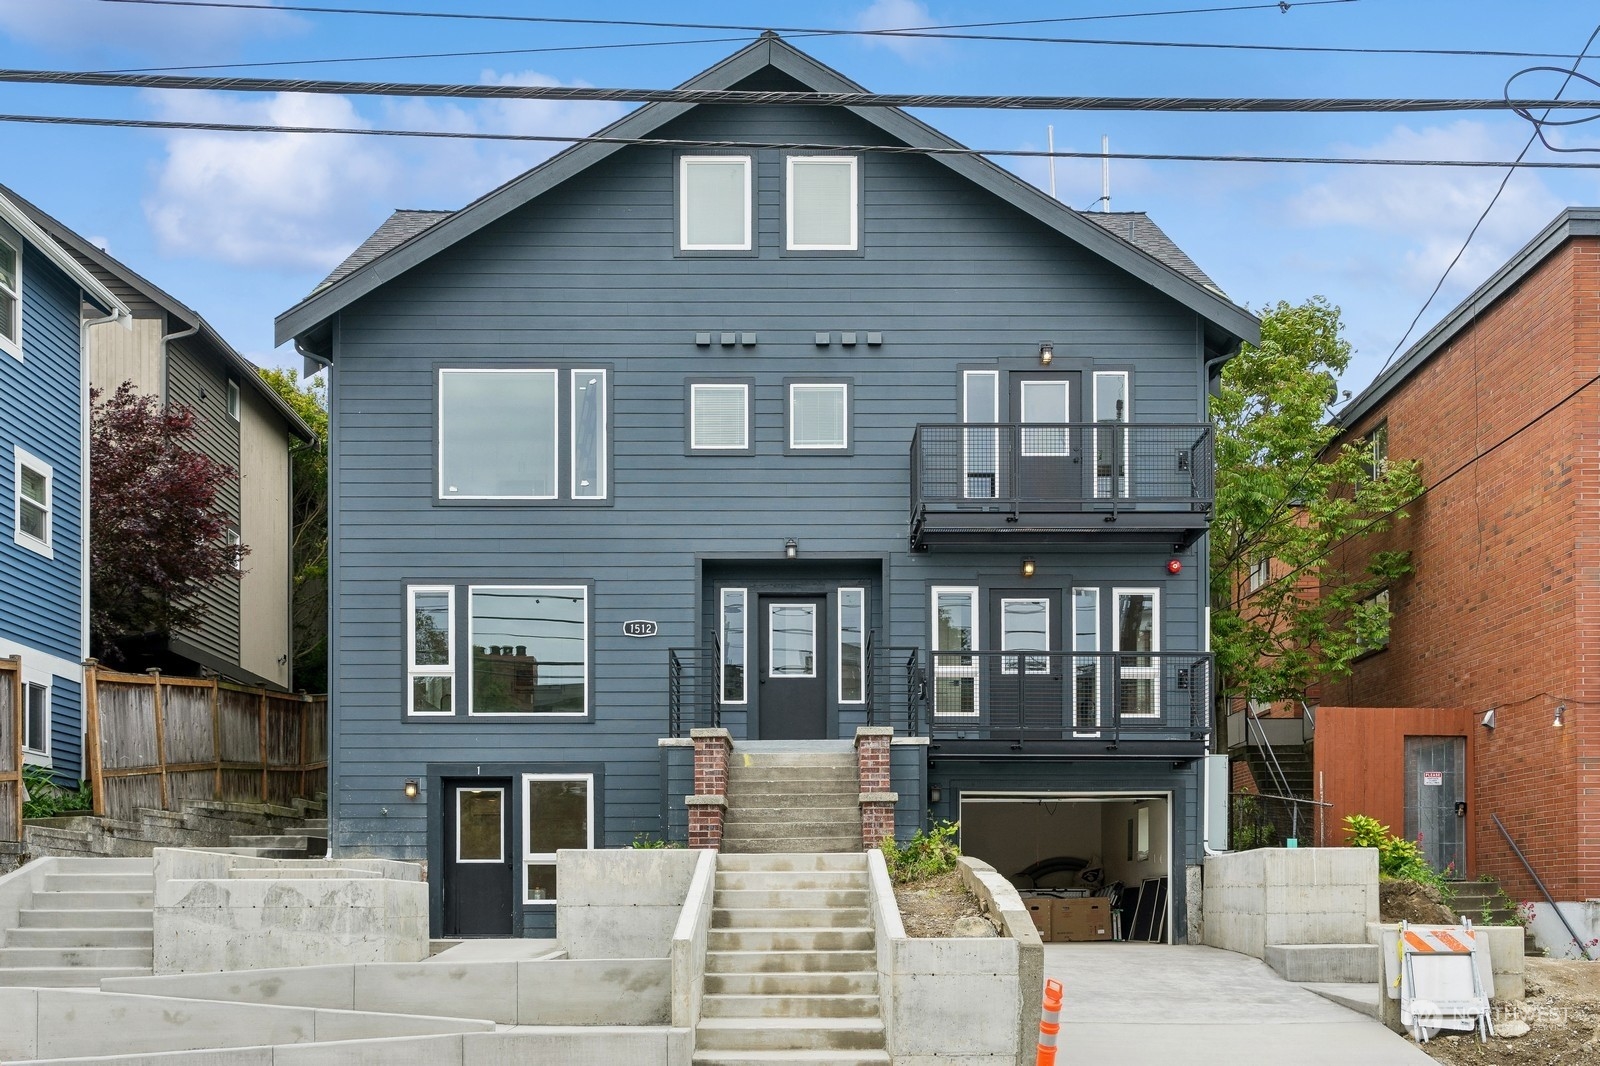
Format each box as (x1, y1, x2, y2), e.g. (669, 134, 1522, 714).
(1405, 736, 1467, 877)
(1011, 372, 1083, 505)
(442, 779, 514, 937)
(757, 595, 828, 739)
(986, 589, 1063, 740)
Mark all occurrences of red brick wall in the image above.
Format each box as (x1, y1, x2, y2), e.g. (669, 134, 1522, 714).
(689, 731, 732, 850)
(856, 730, 893, 850)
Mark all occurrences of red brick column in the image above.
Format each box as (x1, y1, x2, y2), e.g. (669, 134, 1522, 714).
(688, 728, 732, 850)
(856, 726, 897, 850)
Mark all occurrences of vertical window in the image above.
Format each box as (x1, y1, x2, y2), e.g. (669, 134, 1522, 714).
(1072, 588, 1101, 732)
(1000, 598, 1049, 675)
(1114, 589, 1161, 718)
(786, 156, 858, 251)
(1368, 422, 1389, 480)
(23, 681, 48, 755)
(679, 156, 751, 251)
(962, 370, 999, 499)
(690, 383, 749, 450)
(439, 368, 559, 500)
(226, 526, 242, 571)
(1019, 379, 1070, 456)
(788, 383, 849, 450)
(407, 585, 454, 715)
(931, 587, 979, 716)
(469, 586, 588, 716)
(570, 369, 607, 500)
(1248, 557, 1270, 593)
(721, 588, 747, 704)
(226, 379, 241, 422)
(13, 448, 51, 556)
(1093, 371, 1130, 498)
(1357, 588, 1392, 655)
(0, 231, 18, 357)
(838, 587, 866, 704)
(523, 774, 593, 904)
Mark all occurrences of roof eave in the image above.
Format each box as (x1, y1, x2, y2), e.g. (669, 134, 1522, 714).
(0, 191, 130, 323)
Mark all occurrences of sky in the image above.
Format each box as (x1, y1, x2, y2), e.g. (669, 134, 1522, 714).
(1, 0, 1598, 397)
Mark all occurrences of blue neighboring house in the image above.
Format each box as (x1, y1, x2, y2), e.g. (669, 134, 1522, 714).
(0, 188, 129, 785)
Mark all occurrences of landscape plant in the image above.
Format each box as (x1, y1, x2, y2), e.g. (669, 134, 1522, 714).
(21, 765, 92, 819)
(881, 820, 960, 884)
(1344, 813, 1452, 900)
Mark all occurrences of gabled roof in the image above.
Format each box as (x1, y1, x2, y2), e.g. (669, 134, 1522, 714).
(319, 209, 451, 291)
(1082, 212, 1218, 291)
(0, 189, 129, 324)
(0, 183, 315, 443)
(1337, 207, 1600, 431)
(277, 34, 1259, 355)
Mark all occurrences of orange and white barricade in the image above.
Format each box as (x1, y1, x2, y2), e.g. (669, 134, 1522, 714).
(1394, 920, 1494, 1043)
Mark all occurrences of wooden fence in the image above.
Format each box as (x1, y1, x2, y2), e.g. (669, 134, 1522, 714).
(0, 658, 21, 842)
(86, 664, 328, 823)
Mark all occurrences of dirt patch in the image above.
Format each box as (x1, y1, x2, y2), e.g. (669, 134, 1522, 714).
(892, 869, 997, 938)
(1382, 877, 1459, 925)
(1416, 958, 1600, 1065)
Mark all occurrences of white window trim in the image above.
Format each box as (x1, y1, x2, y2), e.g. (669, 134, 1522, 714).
(962, 370, 1000, 500)
(721, 587, 748, 705)
(437, 368, 561, 501)
(22, 679, 49, 757)
(226, 379, 241, 422)
(1112, 587, 1162, 719)
(788, 382, 849, 450)
(768, 603, 818, 679)
(1093, 370, 1131, 499)
(406, 585, 455, 717)
(999, 596, 1050, 676)
(13, 446, 52, 558)
(0, 223, 20, 361)
(931, 586, 980, 717)
(226, 526, 242, 572)
(679, 155, 752, 251)
(522, 772, 595, 905)
(466, 584, 589, 718)
(689, 383, 750, 451)
(1072, 588, 1102, 736)
(1019, 379, 1071, 457)
(1248, 557, 1270, 593)
(454, 786, 505, 864)
(838, 586, 866, 705)
(785, 155, 859, 251)
(570, 368, 608, 500)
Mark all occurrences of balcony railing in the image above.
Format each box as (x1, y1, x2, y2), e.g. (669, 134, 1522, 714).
(910, 423, 1214, 549)
(922, 649, 1212, 750)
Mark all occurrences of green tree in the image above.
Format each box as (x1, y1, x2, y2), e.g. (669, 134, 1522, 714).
(258, 368, 328, 691)
(1209, 298, 1423, 707)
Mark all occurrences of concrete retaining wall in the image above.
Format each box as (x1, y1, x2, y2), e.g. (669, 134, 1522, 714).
(558, 847, 702, 960)
(1202, 848, 1378, 958)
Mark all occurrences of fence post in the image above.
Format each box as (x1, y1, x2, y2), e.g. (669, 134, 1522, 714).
(148, 669, 169, 809)
(209, 675, 222, 801)
(298, 693, 311, 800)
(259, 689, 269, 804)
(7, 656, 22, 839)
(84, 660, 105, 817)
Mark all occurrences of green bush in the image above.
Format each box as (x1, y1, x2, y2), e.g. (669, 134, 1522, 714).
(628, 833, 683, 849)
(881, 820, 960, 884)
(1343, 813, 1450, 897)
(21, 765, 92, 820)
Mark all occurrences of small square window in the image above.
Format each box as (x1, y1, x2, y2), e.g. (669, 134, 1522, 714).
(788, 383, 849, 450)
(679, 156, 751, 251)
(13, 447, 51, 556)
(690, 383, 750, 451)
(227, 379, 241, 422)
(787, 156, 858, 251)
(23, 681, 48, 755)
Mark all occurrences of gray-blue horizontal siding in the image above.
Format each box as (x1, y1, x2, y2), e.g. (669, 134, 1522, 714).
(0, 246, 84, 664)
(47, 677, 82, 783)
(328, 100, 1211, 856)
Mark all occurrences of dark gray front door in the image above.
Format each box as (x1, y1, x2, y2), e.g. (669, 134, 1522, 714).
(986, 588, 1063, 739)
(1404, 736, 1467, 878)
(757, 595, 828, 739)
(1010, 372, 1083, 504)
(443, 779, 513, 937)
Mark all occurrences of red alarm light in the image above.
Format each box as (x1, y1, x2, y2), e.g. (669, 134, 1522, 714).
(1167, 559, 1182, 574)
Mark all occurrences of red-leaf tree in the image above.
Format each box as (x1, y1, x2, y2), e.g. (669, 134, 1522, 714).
(90, 382, 245, 658)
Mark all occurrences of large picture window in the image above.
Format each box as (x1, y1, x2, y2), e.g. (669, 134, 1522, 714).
(931, 586, 978, 716)
(437, 368, 608, 502)
(523, 773, 593, 903)
(679, 156, 751, 251)
(407, 586, 454, 715)
(469, 586, 589, 716)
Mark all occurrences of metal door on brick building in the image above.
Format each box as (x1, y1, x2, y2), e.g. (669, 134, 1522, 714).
(1404, 736, 1466, 877)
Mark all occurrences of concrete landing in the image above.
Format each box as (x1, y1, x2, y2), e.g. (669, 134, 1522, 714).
(429, 938, 563, 961)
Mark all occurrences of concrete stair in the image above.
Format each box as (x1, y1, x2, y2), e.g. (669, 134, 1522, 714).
(696, 852, 887, 1065)
(1451, 878, 1541, 957)
(0, 857, 154, 986)
(722, 749, 861, 855)
(1264, 943, 1380, 983)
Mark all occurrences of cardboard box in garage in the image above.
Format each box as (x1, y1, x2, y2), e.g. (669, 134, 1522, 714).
(1051, 898, 1111, 942)
(1025, 899, 1053, 941)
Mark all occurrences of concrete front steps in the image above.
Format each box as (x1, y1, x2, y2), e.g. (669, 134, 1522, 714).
(1451, 878, 1541, 957)
(0, 857, 154, 987)
(721, 747, 861, 855)
(696, 852, 887, 1065)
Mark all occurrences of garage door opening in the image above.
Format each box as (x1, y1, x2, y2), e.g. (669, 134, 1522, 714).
(958, 793, 1172, 944)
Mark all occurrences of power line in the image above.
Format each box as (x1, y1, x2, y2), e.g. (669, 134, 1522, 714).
(4, 111, 1599, 169)
(4, 68, 1598, 113)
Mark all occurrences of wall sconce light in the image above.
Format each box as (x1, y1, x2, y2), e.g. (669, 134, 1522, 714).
(1038, 341, 1054, 366)
(403, 779, 420, 799)
(1554, 704, 1566, 728)
(1480, 708, 1496, 730)
(1021, 558, 1036, 578)
(929, 785, 942, 805)
(784, 538, 798, 560)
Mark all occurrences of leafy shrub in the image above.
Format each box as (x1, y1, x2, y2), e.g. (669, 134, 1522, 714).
(21, 765, 92, 819)
(1343, 813, 1450, 896)
(881, 820, 960, 884)
(628, 833, 683, 849)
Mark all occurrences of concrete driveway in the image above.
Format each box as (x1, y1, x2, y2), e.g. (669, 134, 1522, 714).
(1046, 943, 1436, 1065)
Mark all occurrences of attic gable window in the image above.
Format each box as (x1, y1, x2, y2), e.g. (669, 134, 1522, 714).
(679, 155, 751, 251)
(0, 227, 19, 359)
(786, 156, 858, 251)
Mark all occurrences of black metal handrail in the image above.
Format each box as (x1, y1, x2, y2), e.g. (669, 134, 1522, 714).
(666, 644, 720, 737)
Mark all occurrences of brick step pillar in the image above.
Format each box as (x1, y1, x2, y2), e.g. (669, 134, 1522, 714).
(856, 727, 897, 849)
(688, 728, 733, 850)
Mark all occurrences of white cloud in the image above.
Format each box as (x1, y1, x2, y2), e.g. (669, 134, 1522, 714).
(0, 0, 302, 60)
(854, 0, 949, 63)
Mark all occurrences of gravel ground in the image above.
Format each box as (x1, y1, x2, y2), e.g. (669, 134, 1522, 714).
(1416, 958, 1600, 1065)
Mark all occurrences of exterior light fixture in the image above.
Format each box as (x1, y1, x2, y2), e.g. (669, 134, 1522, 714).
(785, 538, 798, 560)
(1039, 342, 1054, 366)
(403, 779, 420, 799)
(1021, 558, 1036, 578)
(1167, 559, 1183, 575)
(1480, 708, 1496, 731)
(929, 785, 942, 805)
(1554, 704, 1566, 728)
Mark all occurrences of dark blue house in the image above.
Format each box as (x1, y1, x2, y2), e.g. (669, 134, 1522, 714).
(277, 37, 1257, 940)
(0, 187, 128, 785)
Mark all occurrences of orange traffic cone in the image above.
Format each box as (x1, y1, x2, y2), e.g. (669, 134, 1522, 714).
(1037, 977, 1063, 1066)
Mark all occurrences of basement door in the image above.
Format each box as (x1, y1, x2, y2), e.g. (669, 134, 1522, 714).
(442, 779, 514, 937)
(1404, 736, 1466, 878)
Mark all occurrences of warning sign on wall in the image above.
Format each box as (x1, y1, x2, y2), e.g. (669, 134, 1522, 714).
(1423, 771, 1444, 786)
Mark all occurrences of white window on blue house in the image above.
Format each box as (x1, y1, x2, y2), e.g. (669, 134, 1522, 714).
(679, 156, 751, 251)
(721, 587, 747, 704)
(23, 681, 48, 756)
(522, 773, 593, 904)
(468, 586, 588, 716)
(690, 383, 749, 450)
(13, 447, 51, 557)
(838, 587, 866, 704)
(439, 368, 559, 500)
(786, 156, 858, 251)
(931, 586, 979, 717)
(0, 227, 19, 359)
(788, 382, 849, 450)
(570, 369, 607, 500)
(407, 585, 454, 716)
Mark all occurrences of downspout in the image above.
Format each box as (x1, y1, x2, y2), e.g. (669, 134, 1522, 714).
(1201, 342, 1234, 858)
(158, 319, 200, 403)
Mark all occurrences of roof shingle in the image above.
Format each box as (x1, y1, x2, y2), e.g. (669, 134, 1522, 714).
(316, 209, 452, 292)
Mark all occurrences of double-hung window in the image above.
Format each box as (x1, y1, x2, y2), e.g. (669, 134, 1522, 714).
(679, 156, 751, 251)
(523, 773, 593, 903)
(13, 447, 51, 556)
(931, 587, 979, 716)
(0, 226, 19, 359)
(22, 681, 48, 756)
(437, 367, 608, 501)
(788, 382, 850, 451)
(689, 382, 750, 451)
(407, 586, 455, 715)
(786, 156, 858, 251)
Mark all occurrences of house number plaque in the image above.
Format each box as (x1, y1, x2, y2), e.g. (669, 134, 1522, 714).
(622, 620, 659, 638)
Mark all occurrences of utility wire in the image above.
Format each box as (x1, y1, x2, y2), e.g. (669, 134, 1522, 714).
(4, 68, 1598, 113)
(4, 112, 1599, 170)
